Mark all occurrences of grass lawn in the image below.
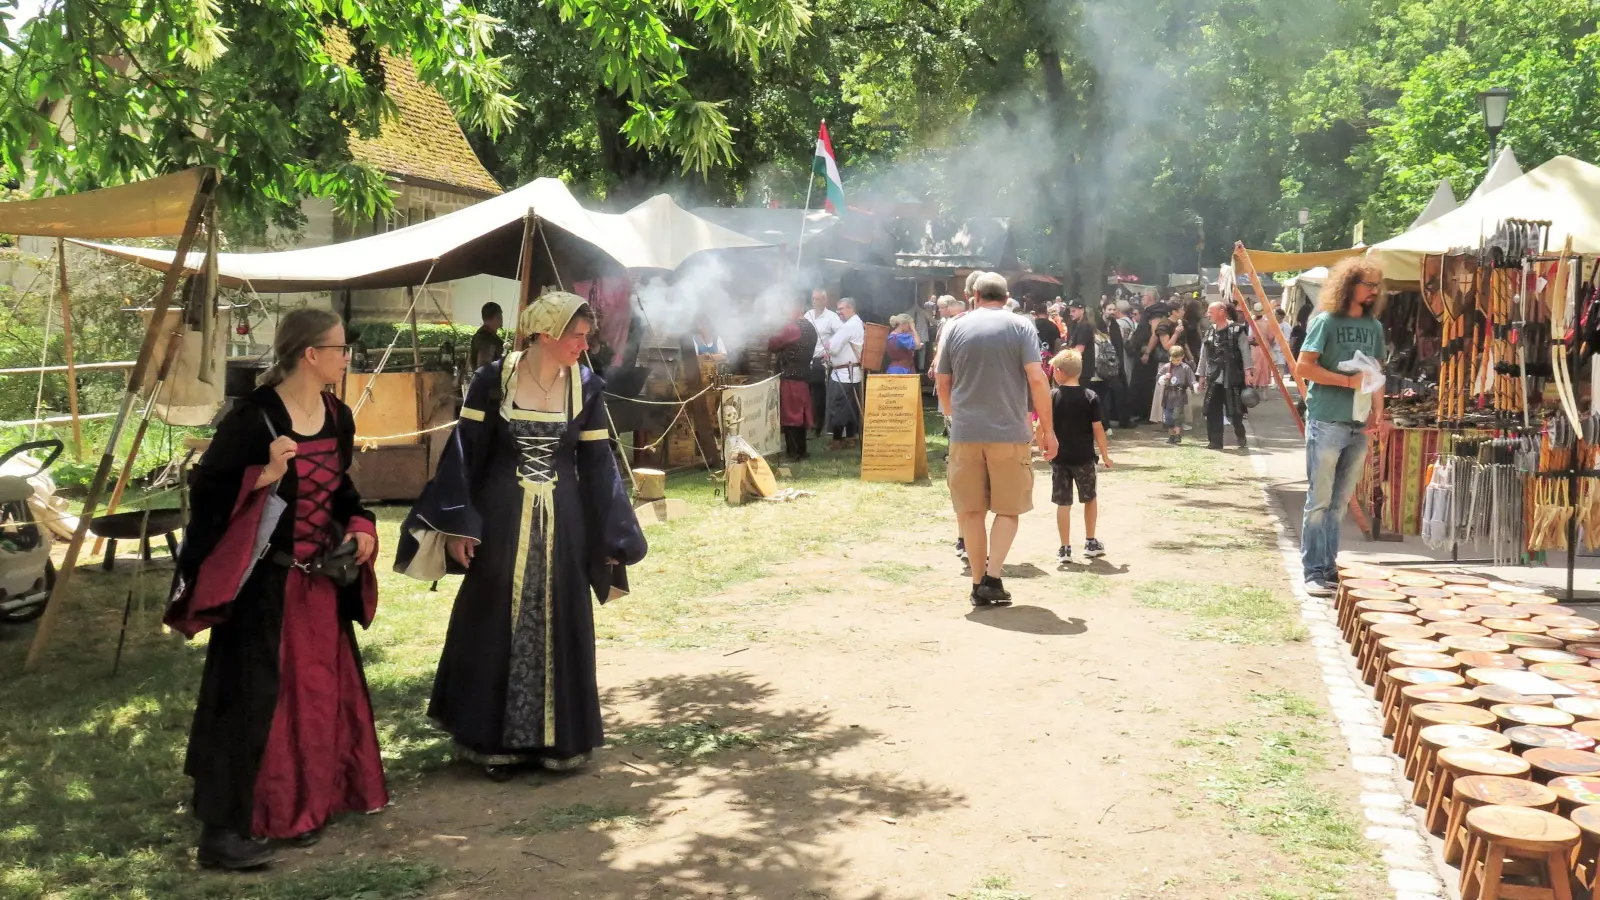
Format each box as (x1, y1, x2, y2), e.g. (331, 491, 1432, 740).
(0, 415, 949, 900)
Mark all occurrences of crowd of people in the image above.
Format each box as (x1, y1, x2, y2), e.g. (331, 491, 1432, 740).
(163, 264, 1364, 873)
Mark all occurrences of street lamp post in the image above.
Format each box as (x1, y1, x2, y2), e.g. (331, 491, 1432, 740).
(1194, 214, 1204, 276)
(1477, 87, 1514, 171)
(1297, 207, 1309, 254)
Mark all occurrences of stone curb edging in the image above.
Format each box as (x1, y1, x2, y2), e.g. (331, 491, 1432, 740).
(1242, 423, 1451, 900)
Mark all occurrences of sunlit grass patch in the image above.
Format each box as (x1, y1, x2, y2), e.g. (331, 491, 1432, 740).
(1134, 580, 1307, 644)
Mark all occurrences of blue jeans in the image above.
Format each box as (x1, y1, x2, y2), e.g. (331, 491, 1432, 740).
(1301, 420, 1369, 583)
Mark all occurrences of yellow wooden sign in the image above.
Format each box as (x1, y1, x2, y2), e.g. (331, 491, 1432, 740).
(860, 374, 928, 482)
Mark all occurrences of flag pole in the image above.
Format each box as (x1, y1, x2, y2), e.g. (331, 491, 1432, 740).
(795, 120, 821, 273)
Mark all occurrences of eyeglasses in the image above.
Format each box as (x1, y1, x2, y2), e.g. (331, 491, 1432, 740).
(1358, 280, 1382, 290)
(313, 344, 353, 356)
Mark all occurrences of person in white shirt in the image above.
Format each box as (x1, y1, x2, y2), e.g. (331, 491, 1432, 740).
(804, 289, 843, 438)
(826, 297, 866, 448)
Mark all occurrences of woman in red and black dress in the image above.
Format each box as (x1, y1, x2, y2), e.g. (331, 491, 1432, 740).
(166, 308, 384, 870)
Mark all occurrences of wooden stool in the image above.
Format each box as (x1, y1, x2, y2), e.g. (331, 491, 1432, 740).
(1384, 669, 1469, 735)
(1506, 726, 1593, 755)
(1391, 573, 1445, 588)
(1343, 592, 1413, 643)
(1349, 607, 1422, 651)
(1440, 573, 1495, 586)
(1404, 584, 1460, 601)
(1428, 747, 1532, 832)
(1459, 805, 1579, 900)
(1537, 664, 1600, 684)
(1474, 685, 1554, 707)
(1493, 704, 1578, 730)
(1537, 616, 1600, 631)
(1524, 748, 1600, 784)
(1548, 776, 1600, 814)
(1420, 609, 1483, 627)
(1442, 776, 1559, 865)
(1471, 667, 1546, 689)
(1568, 804, 1600, 897)
(1502, 634, 1570, 652)
(1435, 623, 1497, 638)
(1415, 596, 1473, 612)
(1445, 635, 1516, 654)
(1576, 722, 1600, 743)
(1363, 637, 1447, 686)
(1489, 618, 1552, 635)
(1459, 652, 1530, 672)
(1405, 704, 1502, 784)
(1567, 683, 1600, 700)
(1351, 610, 1425, 657)
(1556, 631, 1600, 647)
(1412, 724, 1513, 800)
(1361, 625, 1440, 683)
(1570, 646, 1600, 662)
(1556, 698, 1600, 721)
(1521, 649, 1591, 666)
(1336, 580, 1403, 632)
(1393, 684, 1483, 742)
(1471, 604, 1536, 620)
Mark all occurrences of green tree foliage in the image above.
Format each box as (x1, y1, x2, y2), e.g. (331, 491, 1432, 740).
(0, 0, 519, 233)
(476, 0, 810, 203)
(1294, 0, 1600, 243)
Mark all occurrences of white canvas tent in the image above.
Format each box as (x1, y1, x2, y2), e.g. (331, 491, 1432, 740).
(1370, 155, 1600, 282)
(73, 178, 771, 291)
(1469, 145, 1523, 201)
(1409, 179, 1458, 229)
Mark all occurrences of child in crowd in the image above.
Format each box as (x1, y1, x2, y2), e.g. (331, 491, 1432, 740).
(1159, 345, 1196, 445)
(1049, 349, 1114, 565)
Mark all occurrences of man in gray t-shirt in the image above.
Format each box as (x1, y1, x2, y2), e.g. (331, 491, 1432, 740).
(936, 272, 1056, 608)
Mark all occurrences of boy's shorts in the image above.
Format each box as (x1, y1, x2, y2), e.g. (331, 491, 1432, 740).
(1050, 462, 1097, 506)
(1162, 407, 1181, 428)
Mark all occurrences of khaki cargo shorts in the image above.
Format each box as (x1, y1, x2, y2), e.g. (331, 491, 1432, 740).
(947, 441, 1034, 516)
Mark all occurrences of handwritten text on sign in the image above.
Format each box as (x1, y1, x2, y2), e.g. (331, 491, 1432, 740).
(860, 374, 928, 482)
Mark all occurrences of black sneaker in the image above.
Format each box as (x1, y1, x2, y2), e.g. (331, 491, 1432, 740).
(1084, 538, 1105, 559)
(978, 575, 1012, 606)
(970, 584, 992, 607)
(198, 827, 277, 871)
(1057, 545, 1072, 564)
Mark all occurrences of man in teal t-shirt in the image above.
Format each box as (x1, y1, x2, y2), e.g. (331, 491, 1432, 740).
(1294, 261, 1387, 596)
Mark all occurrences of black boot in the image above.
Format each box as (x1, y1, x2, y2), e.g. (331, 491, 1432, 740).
(197, 826, 276, 871)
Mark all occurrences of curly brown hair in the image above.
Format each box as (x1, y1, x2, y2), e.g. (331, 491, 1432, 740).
(1319, 256, 1386, 318)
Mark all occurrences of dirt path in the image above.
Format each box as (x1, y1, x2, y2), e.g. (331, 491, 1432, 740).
(299, 429, 1388, 900)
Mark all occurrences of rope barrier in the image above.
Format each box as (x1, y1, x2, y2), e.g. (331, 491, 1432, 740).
(355, 419, 458, 451)
(349, 259, 439, 419)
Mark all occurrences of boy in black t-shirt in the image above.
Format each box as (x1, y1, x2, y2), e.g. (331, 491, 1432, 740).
(1048, 349, 1114, 565)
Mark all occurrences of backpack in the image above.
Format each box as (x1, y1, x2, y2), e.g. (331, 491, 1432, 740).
(1093, 332, 1119, 380)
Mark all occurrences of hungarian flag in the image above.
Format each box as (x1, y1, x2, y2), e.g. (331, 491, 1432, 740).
(812, 121, 845, 214)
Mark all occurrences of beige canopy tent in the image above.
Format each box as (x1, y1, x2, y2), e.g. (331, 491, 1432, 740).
(1369, 155, 1600, 282)
(72, 178, 772, 291)
(0, 168, 221, 671)
(1468, 145, 1523, 201)
(0, 169, 211, 239)
(1409, 179, 1458, 230)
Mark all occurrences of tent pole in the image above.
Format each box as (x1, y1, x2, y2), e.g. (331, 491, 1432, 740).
(1234, 243, 1307, 397)
(198, 209, 218, 385)
(515, 211, 537, 343)
(406, 287, 426, 475)
(93, 327, 186, 558)
(56, 240, 82, 459)
(25, 176, 218, 671)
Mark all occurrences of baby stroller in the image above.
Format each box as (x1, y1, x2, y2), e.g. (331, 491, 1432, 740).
(0, 439, 63, 624)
